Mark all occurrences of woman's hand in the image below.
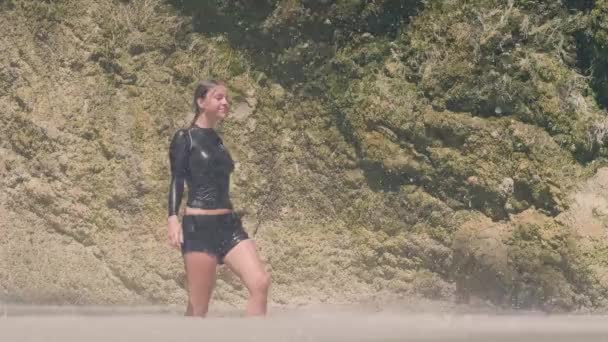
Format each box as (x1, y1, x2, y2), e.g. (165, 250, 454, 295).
(167, 215, 183, 249)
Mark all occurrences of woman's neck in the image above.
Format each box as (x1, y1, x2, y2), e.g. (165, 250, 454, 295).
(194, 115, 217, 129)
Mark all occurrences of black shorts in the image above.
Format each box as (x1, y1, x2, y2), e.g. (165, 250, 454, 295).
(181, 212, 249, 264)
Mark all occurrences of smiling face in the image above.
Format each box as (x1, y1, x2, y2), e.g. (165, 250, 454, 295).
(197, 85, 230, 122)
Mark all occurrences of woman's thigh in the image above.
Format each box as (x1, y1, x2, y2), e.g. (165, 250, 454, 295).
(183, 252, 218, 301)
(222, 240, 269, 291)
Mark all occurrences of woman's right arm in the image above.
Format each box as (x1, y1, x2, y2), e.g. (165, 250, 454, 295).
(167, 129, 188, 247)
(168, 129, 189, 218)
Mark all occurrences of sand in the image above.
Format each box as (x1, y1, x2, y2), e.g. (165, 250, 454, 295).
(2, 303, 608, 342)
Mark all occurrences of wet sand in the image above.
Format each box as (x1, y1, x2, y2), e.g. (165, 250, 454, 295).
(2, 304, 608, 342)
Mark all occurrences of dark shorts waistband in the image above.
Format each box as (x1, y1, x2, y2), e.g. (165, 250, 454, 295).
(187, 199, 233, 210)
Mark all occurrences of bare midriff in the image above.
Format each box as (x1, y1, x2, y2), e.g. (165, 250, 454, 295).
(185, 207, 232, 215)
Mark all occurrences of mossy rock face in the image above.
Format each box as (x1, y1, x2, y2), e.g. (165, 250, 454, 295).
(169, 0, 423, 85)
(590, 0, 608, 108)
(335, 72, 584, 220)
(453, 209, 607, 311)
(401, 0, 606, 161)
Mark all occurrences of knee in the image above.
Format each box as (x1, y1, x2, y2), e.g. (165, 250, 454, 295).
(248, 271, 271, 295)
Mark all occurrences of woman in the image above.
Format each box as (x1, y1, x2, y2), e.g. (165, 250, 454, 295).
(167, 80, 271, 317)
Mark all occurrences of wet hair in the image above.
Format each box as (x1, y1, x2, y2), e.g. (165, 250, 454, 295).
(190, 80, 224, 127)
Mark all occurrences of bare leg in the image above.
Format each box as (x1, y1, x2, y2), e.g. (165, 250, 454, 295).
(223, 239, 271, 316)
(183, 252, 218, 317)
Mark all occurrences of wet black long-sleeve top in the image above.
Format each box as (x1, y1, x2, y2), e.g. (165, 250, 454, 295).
(168, 126, 235, 217)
